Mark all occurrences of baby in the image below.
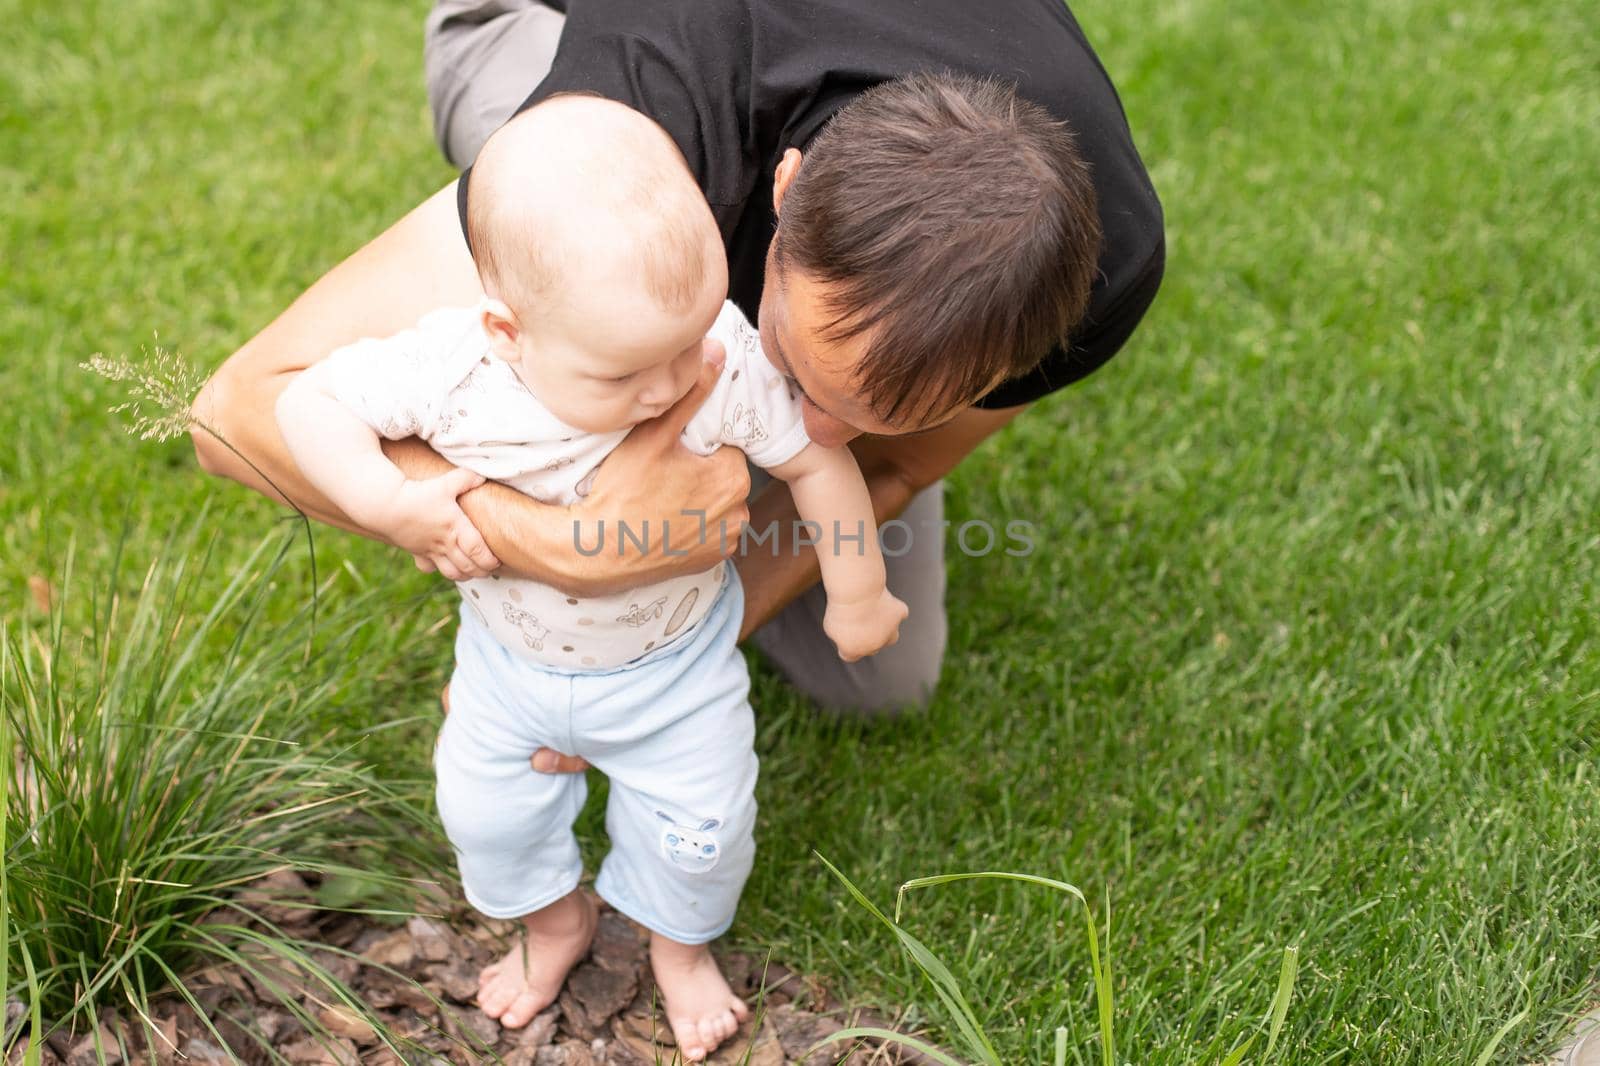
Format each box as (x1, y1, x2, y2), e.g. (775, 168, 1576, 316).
(275, 97, 906, 1061)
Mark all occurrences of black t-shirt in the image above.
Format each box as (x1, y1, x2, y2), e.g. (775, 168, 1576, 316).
(456, 0, 1165, 409)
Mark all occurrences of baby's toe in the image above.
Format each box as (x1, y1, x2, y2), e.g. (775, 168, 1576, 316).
(670, 1018, 707, 1061)
(730, 996, 751, 1021)
(501, 990, 545, 1029)
(699, 1014, 730, 1050)
(478, 986, 512, 1018)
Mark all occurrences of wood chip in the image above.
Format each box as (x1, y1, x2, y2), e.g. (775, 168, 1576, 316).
(5, 1035, 58, 1066)
(565, 960, 637, 1029)
(533, 1041, 597, 1066)
(318, 1006, 377, 1044)
(311, 949, 360, 985)
(612, 1012, 672, 1049)
(281, 1036, 360, 1066)
(358, 1049, 406, 1066)
(557, 990, 598, 1042)
(601, 1028, 656, 1065)
(771, 1003, 846, 1062)
(406, 917, 455, 963)
(744, 1025, 787, 1066)
(588, 913, 647, 975)
(241, 869, 317, 929)
(427, 960, 480, 1004)
(361, 930, 415, 970)
(178, 1038, 233, 1065)
(508, 1006, 561, 1049)
(65, 1023, 123, 1066)
(443, 1005, 500, 1050)
(257, 1009, 294, 1044)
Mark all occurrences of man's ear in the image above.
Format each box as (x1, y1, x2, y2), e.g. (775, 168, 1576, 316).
(479, 299, 521, 361)
(772, 148, 803, 217)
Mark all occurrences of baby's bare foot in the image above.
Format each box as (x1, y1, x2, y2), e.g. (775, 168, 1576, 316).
(477, 890, 597, 1029)
(649, 934, 749, 1062)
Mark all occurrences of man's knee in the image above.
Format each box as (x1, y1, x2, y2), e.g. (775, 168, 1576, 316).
(423, 0, 565, 167)
(852, 611, 947, 714)
(784, 605, 948, 716)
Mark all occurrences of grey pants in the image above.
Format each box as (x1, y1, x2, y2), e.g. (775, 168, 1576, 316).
(423, 1, 949, 712)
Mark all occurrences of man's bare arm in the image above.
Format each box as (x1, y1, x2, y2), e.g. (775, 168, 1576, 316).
(379, 359, 751, 595)
(189, 184, 491, 523)
(734, 403, 1026, 640)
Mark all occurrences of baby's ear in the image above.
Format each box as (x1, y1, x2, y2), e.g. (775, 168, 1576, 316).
(479, 299, 521, 360)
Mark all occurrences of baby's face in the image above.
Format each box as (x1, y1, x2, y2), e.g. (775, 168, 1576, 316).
(506, 277, 726, 434)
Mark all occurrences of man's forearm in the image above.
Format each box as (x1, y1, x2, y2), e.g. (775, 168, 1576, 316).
(193, 364, 733, 597)
(190, 366, 382, 536)
(383, 437, 587, 590)
(733, 465, 918, 640)
(191, 365, 578, 585)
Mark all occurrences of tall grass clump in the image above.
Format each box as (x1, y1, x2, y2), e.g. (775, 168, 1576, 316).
(813, 858, 1300, 1066)
(1, 523, 442, 1058)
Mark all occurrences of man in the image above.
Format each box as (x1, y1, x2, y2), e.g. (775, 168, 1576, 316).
(191, 0, 1164, 723)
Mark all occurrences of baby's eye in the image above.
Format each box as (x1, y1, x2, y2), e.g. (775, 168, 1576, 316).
(605, 371, 638, 384)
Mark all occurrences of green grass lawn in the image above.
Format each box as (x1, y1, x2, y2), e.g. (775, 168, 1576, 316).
(4, 0, 1598, 1061)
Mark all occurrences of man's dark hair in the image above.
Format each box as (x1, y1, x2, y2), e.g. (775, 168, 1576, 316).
(775, 72, 1102, 421)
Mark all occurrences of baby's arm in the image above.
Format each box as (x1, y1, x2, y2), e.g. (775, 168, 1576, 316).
(275, 363, 499, 581)
(766, 443, 908, 662)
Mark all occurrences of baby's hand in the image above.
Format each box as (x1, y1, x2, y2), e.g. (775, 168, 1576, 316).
(381, 467, 501, 581)
(823, 587, 909, 663)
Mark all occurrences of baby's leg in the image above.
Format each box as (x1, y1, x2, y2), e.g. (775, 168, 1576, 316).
(585, 659, 759, 1056)
(435, 623, 594, 1028)
(646, 932, 751, 1061)
(601, 755, 758, 1061)
(475, 888, 596, 1028)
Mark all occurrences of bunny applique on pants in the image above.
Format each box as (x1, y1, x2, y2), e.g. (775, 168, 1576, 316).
(434, 571, 758, 944)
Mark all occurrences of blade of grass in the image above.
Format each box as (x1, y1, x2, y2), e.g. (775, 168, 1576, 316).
(817, 854, 1000, 1065)
(1091, 887, 1112, 1066)
(19, 940, 43, 1066)
(1471, 1007, 1528, 1066)
(2, 635, 15, 1057)
(1264, 945, 1299, 1056)
(3, 524, 444, 1055)
(894, 870, 1114, 1066)
(805, 1026, 971, 1066)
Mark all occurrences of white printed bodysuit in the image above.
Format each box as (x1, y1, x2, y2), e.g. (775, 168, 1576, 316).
(323, 301, 810, 668)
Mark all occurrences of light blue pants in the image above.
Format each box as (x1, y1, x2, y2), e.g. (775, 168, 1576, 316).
(435, 574, 758, 944)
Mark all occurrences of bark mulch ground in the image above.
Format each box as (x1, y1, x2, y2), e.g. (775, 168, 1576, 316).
(6, 871, 943, 1066)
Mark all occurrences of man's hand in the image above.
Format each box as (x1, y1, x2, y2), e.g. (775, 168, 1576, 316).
(562, 338, 751, 591)
(530, 749, 592, 774)
(823, 588, 909, 663)
(381, 468, 501, 581)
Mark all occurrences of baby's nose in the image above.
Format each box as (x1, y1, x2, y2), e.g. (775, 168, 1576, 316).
(639, 380, 676, 406)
